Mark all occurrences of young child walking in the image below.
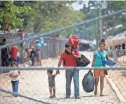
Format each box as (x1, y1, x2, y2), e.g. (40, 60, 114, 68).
(9, 61, 20, 97)
(47, 70, 58, 98)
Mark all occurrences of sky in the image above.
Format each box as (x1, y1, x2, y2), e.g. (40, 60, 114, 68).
(72, 1, 89, 11)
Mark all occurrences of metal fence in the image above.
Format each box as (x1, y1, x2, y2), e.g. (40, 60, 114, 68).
(0, 38, 126, 104)
(0, 9, 126, 104)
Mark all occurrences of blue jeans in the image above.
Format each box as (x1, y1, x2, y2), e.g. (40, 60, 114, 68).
(9, 58, 17, 65)
(31, 57, 35, 66)
(11, 80, 19, 95)
(66, 70, 79, 97)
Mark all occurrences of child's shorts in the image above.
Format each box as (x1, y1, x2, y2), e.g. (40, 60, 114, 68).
(49, 82, 55, 90)
(49, 86, 55, 90)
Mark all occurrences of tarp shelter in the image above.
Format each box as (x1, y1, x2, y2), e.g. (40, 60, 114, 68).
(105, 31, 126, 48)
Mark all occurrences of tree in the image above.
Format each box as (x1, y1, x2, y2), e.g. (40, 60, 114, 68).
(0, 1, 32, 32)
(80, 1, 126, 41)
(23, 1, 83, 34)
(0, 1, 83, 35)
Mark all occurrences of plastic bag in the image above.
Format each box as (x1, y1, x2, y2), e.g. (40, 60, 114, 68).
(82, 71, 94, 92)
(104, 60, 116, 66)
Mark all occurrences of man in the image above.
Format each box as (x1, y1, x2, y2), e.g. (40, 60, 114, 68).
(10, 44, 18, 62)
(122, 43, 125, 55)
(1, 38, 9, 66)
(57, 43, 80, 99)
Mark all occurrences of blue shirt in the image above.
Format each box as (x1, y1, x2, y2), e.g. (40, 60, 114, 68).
(36, 43, 42, 50)
(94, 50, 108, 67)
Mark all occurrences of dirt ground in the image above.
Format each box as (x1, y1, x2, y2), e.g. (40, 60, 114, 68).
(108, 55, 126, 100)
(0, 53, 122, 104)
(0, 70, 119, 104)
(108, 70, 126, 100)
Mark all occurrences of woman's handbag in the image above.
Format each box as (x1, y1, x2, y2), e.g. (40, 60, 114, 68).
(77, 54, 90, 66)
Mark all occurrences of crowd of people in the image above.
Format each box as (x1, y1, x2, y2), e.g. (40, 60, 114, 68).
(0, 35, 117, 99)
(0, 38, 43, 67)
(1, 38, 19, 67)
(0, 38, 43, 97)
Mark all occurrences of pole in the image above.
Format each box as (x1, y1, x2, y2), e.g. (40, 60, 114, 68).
(99, 5, 103, 39)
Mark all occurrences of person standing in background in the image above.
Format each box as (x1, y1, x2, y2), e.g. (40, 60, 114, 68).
(122, 43, 125, 55)
(1, 38, 9, 66)
(35, 40, 42, 66)
(9, 44, 18, 63)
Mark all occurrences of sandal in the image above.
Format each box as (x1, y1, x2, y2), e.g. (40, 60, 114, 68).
(52, 95, 56, 98)
(49, 96, 53, 99)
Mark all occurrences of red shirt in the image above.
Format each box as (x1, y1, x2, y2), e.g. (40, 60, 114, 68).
(60, 51, 77, 67)
(10, 45, 18, 59)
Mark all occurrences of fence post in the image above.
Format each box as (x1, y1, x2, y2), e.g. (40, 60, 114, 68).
(112, 47, 117, 62)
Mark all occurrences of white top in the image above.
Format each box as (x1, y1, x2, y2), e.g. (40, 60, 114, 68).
(9, 70, 20, 81)
(17, 52, 20, 57)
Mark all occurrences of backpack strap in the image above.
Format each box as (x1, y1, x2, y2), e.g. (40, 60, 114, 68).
(98, 51, 105, 66)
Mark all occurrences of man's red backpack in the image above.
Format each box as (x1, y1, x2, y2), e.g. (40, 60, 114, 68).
(68, 35, 79, 49)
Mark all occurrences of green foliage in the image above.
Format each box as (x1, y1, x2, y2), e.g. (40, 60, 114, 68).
(108, 1, 126, 11)
(80, 1, 126, 41)
(0, 1, 32, 31)
(24, 1, 83, 33)
(103, 1, 126, 36)
(0, 1, 83, 35)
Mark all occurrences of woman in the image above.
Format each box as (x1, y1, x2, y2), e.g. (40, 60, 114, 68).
(92, 42, 111, 96)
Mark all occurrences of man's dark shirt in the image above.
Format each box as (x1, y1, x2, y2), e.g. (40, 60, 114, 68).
(1, 43, 9, 60)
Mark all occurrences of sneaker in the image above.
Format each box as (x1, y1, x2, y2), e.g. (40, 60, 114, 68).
(50, 96, 53, 99)
(52, 95, 56, 98)
(13, 94, 18, 97)
(75, 96, 80, 99)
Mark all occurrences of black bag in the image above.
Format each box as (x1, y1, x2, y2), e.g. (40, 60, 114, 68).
(82, 71, 94, 92)
(98, 51, 108, 75)
(77, 54, 90, 66)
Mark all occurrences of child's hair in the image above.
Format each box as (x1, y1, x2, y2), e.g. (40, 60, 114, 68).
(10, 61, 18, 67)
(47, 70, 53, 74)
(100, 39, 105, 43)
